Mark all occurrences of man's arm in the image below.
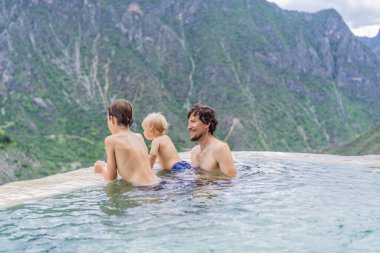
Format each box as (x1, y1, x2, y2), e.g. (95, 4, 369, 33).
(94, 137, 118, 181)
(215, 143, 237, 177)
(148, 139, 159, 168)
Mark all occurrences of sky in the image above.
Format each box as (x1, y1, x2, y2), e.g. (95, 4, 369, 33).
(267, 0, 380, 37)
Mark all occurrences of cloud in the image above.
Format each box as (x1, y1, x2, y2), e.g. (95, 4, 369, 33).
(351, 25, 380, 37)
(267, 0, 380, 37)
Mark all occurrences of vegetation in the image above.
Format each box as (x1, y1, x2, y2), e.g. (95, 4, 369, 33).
(0, 0, 380, 183)
(328, 124, 380, 155)
(0, 128, 12, 149)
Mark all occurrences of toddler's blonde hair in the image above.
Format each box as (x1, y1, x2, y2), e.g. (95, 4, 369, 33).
(142, 112, 169, 135)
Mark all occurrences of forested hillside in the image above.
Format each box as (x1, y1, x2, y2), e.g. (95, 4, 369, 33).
(1, 0, 380, 183)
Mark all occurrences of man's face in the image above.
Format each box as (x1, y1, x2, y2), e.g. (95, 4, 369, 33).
(187, 114, 208, 141)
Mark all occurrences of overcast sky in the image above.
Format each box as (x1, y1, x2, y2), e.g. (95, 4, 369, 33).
(267, 0, 380, 37)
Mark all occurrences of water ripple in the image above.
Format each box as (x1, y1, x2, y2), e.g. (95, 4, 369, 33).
(1, 159, 380, 252)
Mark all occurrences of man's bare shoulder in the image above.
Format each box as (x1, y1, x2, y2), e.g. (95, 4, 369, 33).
(215, 138, 229, 148)
(213, 139, 231, 153)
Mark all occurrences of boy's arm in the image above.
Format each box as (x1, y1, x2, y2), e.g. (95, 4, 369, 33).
(94, 137, 118, 181)
(149, 139, 159, 168)
(214, 143, 237, 177)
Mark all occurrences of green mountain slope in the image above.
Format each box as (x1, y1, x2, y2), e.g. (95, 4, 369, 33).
(0, 0, 380, 181)
(0, 128, 43, 184)
(329, 124, 380, 155)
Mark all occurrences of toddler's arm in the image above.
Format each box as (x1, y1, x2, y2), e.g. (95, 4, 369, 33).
(149, 139, 160, 168)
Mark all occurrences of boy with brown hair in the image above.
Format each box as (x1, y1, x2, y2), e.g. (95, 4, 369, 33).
(142, 112, 191, 172)
(94, 99, 160, 186)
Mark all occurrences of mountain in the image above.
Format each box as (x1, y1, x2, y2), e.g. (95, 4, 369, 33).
(1, 0, 380, 181)
(358, 30, 380, 58)
(329, 124, 380, 155)
(0, 128, 42, 184)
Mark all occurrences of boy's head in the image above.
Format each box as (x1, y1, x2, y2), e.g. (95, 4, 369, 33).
(187, 104, 218, 135)
(107, 99, 133, 127)
(142, 112, 169, 137)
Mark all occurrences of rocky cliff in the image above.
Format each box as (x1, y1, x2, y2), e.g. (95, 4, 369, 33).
(359, 29, 380, 59)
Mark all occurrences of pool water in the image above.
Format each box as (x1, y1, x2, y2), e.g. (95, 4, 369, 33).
(1, 158, 380, 252)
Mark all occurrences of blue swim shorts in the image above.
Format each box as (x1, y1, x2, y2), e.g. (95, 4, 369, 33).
(171, 161, 192, 172)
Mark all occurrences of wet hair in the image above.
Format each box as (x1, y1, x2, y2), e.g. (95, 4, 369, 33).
(142, 112, 169, 135)
(107, 99, 133, 127)
(187, 104, 218, 135)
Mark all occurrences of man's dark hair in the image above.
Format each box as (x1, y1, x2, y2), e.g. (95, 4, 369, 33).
(187, 104, 218, 134)
(107, 99, 133, 127)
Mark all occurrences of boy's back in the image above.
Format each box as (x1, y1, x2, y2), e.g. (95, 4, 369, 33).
(94, 99, 161, 186)
(107, 131, 160, 186)
(141, 112, 190, 172)
(152, 135, 181, 170)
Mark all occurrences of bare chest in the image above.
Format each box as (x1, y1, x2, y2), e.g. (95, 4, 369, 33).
(193, 149, 219, 172)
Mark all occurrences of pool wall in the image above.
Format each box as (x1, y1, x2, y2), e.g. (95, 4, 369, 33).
(0, 151, 379, 209)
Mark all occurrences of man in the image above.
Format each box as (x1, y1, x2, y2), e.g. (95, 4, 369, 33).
(187, 104, 237, 177)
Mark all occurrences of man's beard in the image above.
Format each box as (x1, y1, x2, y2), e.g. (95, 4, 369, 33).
(190, 132, 202, 141)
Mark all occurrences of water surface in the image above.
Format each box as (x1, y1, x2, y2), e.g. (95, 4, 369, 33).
(0, 156, 380, 252)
